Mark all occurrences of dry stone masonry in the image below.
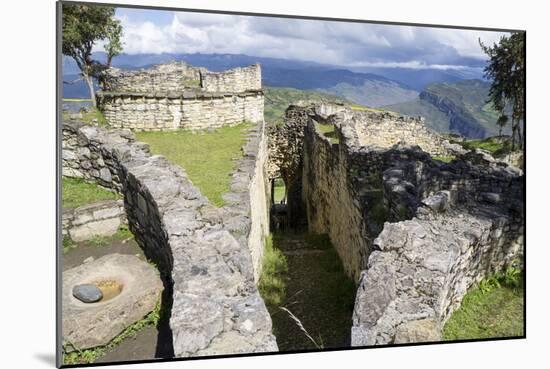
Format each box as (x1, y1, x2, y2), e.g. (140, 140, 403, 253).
(274, 103, 524, 345)
(97, 63, 264, 131)
(62, 199, 126, 242)
(62, 120, 277, 356)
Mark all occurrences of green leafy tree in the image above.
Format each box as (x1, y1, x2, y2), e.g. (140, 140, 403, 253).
(480, 32, 525, 149)
(62, 4, 123, 106)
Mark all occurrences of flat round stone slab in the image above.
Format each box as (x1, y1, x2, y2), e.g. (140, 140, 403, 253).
(72, 284, 103, 303)
(62, 253, 163, 351)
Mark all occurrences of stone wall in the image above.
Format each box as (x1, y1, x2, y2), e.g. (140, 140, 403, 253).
(102, 62, 205, 93)
(201, 64, 262, 93)
(302, 120, 370, 282)
(101, 62, 261, 94)
(352, 202, 523, 346)
(283, 103, 524, 346)
(352, 110, 464, 156)
(62, 121, 277, 357)
(62, 199, 126, 242)
(97, 91, 264, 131)
(98, 63, 264, 132)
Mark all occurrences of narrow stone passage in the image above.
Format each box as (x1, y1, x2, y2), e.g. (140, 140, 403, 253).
(264, 232, 356, 351)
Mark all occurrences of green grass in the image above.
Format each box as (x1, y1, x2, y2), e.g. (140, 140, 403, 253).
(443, 267, 524, 340)
(315, 122, 340, 144)
(63, 297, 162, 365)
(349, 104, 385, 112)
(260, 232, 356, 351)
(259, 235, 289, 306)
(432, 155, 455, 163)
(459, 136, 513, 156)
(273, 178, 286, 204)
(136, 123, 250, 207)
(62, 177, 119, 209)
(62, 106, 107, 126)
(62, 235, 76, 254)
(63, 98, 93, 102)
(62, 225, 135, 254)
(264, 87, 352, 126)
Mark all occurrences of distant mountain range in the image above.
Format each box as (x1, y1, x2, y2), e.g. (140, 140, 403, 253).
(62, 52, 502, 138)
(62, 52, 421, 106)
(385, 79, 507, 138)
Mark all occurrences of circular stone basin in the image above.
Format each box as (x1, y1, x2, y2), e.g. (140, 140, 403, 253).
(62, 253, 163, 351)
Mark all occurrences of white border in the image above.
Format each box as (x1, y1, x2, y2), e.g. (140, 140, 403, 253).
(1, 0, 546, 368)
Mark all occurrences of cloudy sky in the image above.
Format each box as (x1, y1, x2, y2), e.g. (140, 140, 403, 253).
(98, 7, 509, 71)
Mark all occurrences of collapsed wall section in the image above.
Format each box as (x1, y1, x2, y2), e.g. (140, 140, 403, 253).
(351, 110, 463, 156)
(62, 121, 277, 357)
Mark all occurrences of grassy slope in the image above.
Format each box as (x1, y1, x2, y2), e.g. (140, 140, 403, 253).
(385, 98, 451, 132)
(264, 87, 351, 126)
(136, 123, 249, 207)
(384, 80, 510, 137)
(317, 80, 418, 108)
(62, 177, 119, 209)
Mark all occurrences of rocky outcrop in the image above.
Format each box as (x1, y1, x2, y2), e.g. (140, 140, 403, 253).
(62, 121, 277, 357)
(419, 90, 486, 139)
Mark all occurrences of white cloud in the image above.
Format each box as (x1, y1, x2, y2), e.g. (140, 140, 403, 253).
(96, 10, 510, 69)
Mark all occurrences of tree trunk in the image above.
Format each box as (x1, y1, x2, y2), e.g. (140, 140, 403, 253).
(511, 121, 517, 151)
(270, 179, 275, 205)
(516, 121, 523, 150)
(84, 73, 96, 107)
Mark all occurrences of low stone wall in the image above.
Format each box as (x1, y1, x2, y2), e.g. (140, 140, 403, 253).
(201, 64, 262, 93)
(62, 199, 126, 242)
(97, 91, 264, 131)
(62, 121, 277, 357)
(220, 122, 271, 282)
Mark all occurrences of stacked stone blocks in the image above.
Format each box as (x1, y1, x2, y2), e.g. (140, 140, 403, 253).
(97, 62, 264, 131)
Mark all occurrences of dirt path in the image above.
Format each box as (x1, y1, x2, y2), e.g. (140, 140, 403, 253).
(267, 232, 356, 351)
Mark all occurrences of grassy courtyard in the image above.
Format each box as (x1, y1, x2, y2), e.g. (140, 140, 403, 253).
(136, 123, 250, 207)
(62, 177, 120, 209)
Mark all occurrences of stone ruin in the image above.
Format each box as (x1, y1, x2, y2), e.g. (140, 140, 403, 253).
(62, 119, 276, 356)
(97, 62, 264, 131)
(268, 103, 524, 345)
(61, 58, 524, 358)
